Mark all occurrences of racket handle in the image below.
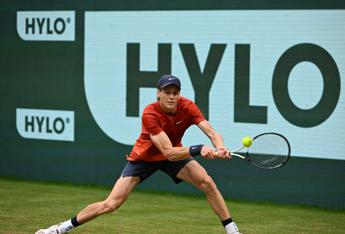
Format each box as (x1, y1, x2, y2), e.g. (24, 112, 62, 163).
(231, 153, 246, 159)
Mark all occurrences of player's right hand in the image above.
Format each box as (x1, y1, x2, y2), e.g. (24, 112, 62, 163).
(200, 146, 217, 160)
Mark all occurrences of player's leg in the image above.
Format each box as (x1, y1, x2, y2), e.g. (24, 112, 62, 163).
(176, 160, 229, 219)
(73, 160, 172, 228)
(76, 176, 140, 223)
(176, 160, 240, 234)
(35, 176, 140, 234)
(35, 160, 161, 234)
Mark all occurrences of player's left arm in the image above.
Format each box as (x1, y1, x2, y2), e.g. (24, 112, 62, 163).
(197, 120, 231, 159)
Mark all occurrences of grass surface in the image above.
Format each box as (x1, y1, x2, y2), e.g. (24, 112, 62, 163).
(0, 177, 344, 234)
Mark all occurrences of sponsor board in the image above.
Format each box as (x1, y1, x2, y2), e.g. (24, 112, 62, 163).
(16, 108, 75, 141)
(17, 11, 75, 41)
(84, 10, 344, 159)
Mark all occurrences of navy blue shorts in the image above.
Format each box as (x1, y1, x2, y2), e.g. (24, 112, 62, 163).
(121, 158, 194, 184)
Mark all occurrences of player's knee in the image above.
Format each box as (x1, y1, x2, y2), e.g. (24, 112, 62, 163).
(199, 175, 217, 194)
(102, 200, 117, 213)
(102, 197, 125, 213)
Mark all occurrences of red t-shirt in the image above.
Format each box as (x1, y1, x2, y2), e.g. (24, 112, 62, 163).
(127, 96, 205, 162)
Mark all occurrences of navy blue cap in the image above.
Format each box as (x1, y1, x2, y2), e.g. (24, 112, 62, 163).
(157, 74, 181, 90)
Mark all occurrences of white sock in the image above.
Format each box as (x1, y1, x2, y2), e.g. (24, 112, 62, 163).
(58, 219, 74, 233)
(225, 221, 240, 234)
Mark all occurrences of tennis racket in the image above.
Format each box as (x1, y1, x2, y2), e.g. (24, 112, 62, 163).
(231, 132, 291, 169)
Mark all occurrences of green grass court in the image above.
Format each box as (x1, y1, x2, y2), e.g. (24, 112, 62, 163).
(0, 177, 344, 234)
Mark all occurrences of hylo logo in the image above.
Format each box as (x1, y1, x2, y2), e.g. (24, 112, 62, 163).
(84, 11, 344, 160)
(16, 108, 75, 141)
(17, 11, 75, 41)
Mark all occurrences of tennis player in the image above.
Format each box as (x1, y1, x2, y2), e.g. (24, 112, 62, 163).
(35, 74, 241, 234)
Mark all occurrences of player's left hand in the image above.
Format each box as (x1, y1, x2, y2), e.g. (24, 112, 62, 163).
(215, 147, 232, 160)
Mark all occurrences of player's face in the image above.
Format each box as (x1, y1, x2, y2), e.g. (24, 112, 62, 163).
(157, 85, 180, 114)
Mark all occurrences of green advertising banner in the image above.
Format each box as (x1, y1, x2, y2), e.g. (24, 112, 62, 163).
(1, 0, 345, 208)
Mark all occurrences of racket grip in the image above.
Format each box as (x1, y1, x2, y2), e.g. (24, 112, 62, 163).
(231, 153, 246, 159)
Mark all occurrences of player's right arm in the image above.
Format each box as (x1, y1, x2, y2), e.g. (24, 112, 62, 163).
(150, 132, 216, 161)
(143, 109, 216, 161)
(142, 112, 190, 161)
(150, 132, 190, 161)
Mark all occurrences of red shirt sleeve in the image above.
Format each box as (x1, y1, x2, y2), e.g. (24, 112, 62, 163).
(142, 113, 163, 136)
(188, 102, 205, 125)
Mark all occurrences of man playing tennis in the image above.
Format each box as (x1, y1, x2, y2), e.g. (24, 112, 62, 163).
(36, 74, 241, 234)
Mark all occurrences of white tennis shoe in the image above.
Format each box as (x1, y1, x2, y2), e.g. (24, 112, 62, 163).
(225, 221, 242, 234)
(35, 223, 68, 234)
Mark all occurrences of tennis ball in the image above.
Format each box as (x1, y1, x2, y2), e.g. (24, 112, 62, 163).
(242, 136, 253, 147)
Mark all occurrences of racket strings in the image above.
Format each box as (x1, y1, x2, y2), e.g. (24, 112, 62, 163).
(247, 133, 290, 169)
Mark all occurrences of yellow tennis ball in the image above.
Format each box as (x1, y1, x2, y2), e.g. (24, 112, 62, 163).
(242, 136, 253, 147)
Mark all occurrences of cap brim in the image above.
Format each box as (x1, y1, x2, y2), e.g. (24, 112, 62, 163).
(159, 82, 180, 89)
